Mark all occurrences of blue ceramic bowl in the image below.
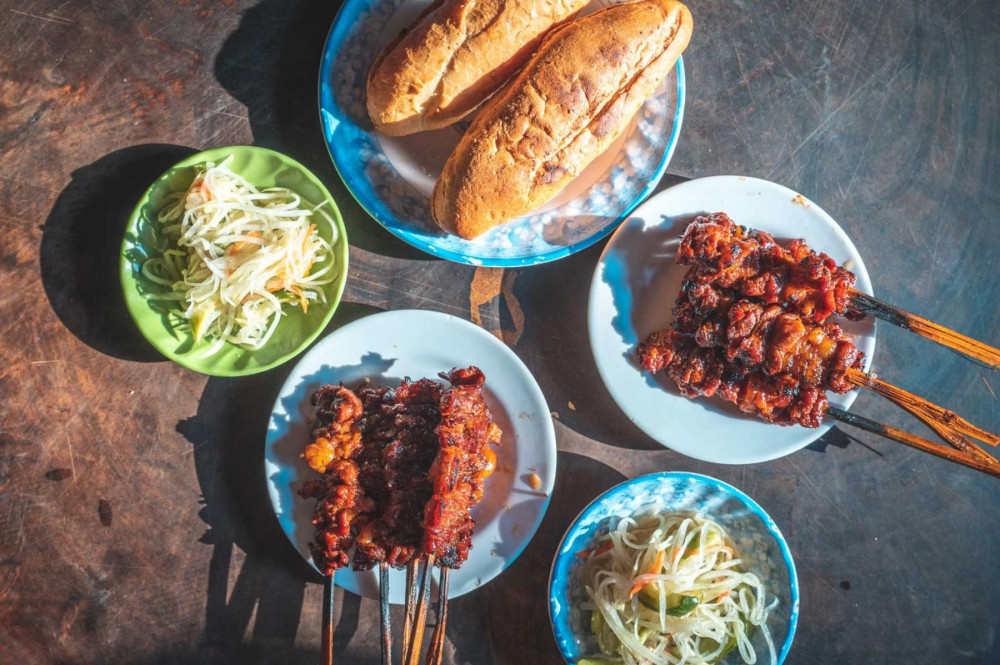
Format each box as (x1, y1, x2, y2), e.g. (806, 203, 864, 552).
(318, 0, 685, 267)
(549, 472, 799, 664)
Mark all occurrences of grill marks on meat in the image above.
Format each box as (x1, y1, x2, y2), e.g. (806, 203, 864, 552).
(422, 367, 502, 568)
(676, 292, 863, 393)
(299, 386, 373, 576)
(353, 378, 442, 570)
(300, 368, 502, 575)
(637, 213, 867, 429)
(677, 212, 862, 323)
(637, 330, 829, 427)
(303, 386, 364, 475)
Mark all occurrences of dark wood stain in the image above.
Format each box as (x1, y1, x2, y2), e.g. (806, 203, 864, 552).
(98, 500, 113, 527)
(45, 468, 73, 481)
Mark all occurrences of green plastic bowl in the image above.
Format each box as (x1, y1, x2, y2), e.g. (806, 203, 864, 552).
(120, 146, 349, 376)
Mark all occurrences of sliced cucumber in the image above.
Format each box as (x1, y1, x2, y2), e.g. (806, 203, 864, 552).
(664, 595, 699, 616)
(684, 528, 724, 558)
(637, 584, 698, 615)
(700, 617, 753, 663)
(591, 610, 620, 657)
(698, 635, 737, 663)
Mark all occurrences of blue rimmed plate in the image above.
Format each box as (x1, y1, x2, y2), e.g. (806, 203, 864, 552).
(549, 472, 799, 664)
(318, 0, 686, 266)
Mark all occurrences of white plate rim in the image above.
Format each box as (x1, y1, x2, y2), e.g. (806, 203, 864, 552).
(264, 309, 557, 600)
(587, 175, 878, 463)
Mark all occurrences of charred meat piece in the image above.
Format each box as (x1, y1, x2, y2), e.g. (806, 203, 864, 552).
(300, 368, 502, 574)
(671, 288, 863, 393)
(299, 386, 372, 576)
(677, 212, 861, 323)
(637, 330, 830, 428)
(302, 386, 364, 474)
(421, 367, 502, 569)
(637, 215, 869, 428)
(353, 378, 442, 570)
(299, 455, 376, 574)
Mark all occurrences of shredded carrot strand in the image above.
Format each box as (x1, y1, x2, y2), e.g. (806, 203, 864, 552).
(227, 230, 262, 256)
(652, 549, 666, 574)
(629, 549, 667, 598)
(290, 285, 308, 313)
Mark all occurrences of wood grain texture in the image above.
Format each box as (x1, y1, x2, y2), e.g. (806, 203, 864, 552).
(1, 0, 999, 664)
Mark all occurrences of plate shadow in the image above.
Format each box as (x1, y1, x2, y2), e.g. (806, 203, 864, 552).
(213, 0, 431, 261)
(179, 301, 384, 661)
(39, 143, 197, 361)
(456, 451, 626, 665)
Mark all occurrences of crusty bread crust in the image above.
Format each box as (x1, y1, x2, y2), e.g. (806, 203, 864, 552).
(431, 0, 693, 239)
(367, 0, 588, 137)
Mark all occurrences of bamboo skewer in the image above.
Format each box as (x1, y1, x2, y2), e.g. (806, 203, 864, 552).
(322, 574, 335, 665)
(916, 411, 999, 468)
(379, 563, 391, 665)
(846, 369, 999, 447)
(425, 568, 451, 665)
(827, 407, 1000, 479)
(402, 558, 418, 653)
(844, 368, 1000, 468)
(845, 370, 999, 467)
(405, 555, 436, 665)
(849, 289, 1000, 370)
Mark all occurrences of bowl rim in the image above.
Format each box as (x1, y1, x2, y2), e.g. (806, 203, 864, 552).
(316, 0, 686, 267)
(547, 471, 799, 664)
(118, 144, 350, 377)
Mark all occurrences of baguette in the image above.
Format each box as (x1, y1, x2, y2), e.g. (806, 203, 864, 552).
(431, 0, 693, 240)
(366, 0, 588, 137)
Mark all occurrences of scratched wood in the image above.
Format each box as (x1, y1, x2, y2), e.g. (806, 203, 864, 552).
(2, 0, 1000, 663)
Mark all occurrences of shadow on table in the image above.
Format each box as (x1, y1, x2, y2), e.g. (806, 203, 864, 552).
(138, 647, 319, 665)
(509, 174, 690, 451)
(808, 424, 882, 455)
(39, 143, 196, 361)
(448, 451, 626, 665)
(175, 301, 383, 664)
(213, 0, 429, 261)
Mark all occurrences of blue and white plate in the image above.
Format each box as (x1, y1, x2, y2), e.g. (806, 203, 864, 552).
(319, 0, 686, 266)
(264, 310, 556, 602)
(549, 472, 799, 664)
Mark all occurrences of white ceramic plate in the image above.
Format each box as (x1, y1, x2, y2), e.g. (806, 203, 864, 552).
(588, 176, 877, 464)
(265, 309, 556, 602)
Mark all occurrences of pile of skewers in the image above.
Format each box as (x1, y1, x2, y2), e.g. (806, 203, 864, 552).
(638, 213, 1000, 477)
(299, 367, 502, 665)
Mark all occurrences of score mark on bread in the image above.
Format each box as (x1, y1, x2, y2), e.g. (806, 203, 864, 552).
(366, 0, 590, 136)
(431, 0, 693, 240)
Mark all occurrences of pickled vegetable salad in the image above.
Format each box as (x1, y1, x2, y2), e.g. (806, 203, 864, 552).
(579, 514, 777, 665)
(141, 158, 336, 355)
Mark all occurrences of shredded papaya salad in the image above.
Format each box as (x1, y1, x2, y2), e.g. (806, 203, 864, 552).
(578, 513, 777, 665)
(141, 158, 336, 355)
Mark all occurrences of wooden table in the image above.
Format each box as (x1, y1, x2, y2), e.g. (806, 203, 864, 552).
(3, 1, 999, 663)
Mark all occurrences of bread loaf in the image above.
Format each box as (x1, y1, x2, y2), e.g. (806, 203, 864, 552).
(431, 0, 693, 239)
(367, 0, 588, 136)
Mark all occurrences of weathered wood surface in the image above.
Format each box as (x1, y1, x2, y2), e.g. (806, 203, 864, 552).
(2, 0, 1000, 663)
